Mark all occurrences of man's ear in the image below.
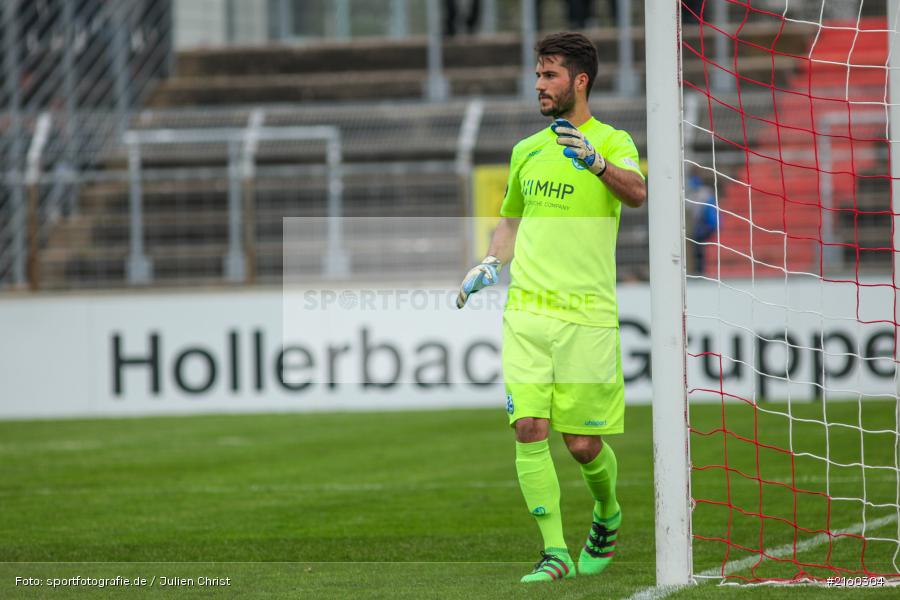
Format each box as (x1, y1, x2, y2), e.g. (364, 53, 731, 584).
(576, 72, 590, 94)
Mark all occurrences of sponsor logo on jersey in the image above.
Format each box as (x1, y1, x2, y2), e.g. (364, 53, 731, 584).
(521, 178, 574, 200)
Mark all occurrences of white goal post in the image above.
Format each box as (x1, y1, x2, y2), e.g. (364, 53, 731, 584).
(645, 0, 694, 588)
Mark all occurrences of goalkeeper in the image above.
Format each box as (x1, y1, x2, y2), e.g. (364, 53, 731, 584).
(457, 31, 646, 583)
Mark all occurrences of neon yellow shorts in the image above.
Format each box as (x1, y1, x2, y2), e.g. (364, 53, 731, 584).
(502, 309, 624, 436)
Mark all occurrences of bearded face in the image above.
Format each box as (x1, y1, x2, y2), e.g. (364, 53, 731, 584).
(535, 56, 578, 118)
(539, 77, 576, 118)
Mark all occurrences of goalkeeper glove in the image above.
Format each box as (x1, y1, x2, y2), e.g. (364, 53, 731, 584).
(456, 256, 502, 309)
(551, 118, 607, 176)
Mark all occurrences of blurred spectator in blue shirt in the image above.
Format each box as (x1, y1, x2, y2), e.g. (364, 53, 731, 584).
(688, 174, 719, 276)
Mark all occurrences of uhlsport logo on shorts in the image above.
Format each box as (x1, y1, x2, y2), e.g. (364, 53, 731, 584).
(583, 419, 607, 427)
(506, 393, 514, 414)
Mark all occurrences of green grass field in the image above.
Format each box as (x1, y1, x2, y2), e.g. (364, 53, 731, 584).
(0, 401, 898, 599)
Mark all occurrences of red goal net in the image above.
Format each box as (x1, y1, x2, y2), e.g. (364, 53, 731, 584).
(679, 0, 900, 585)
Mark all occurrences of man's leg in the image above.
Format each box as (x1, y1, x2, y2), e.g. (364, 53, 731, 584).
(464, 0, 480, 33)
(564, 434, 621, 576)
(694, 235, 706, 275)
(564, 435, 620, 519)
(551, 321, 625, 576)
(514, 417, 574, 582)
(515, 418, 565, 550)
(443, 0, 457, 36)
(504, 311, 573, 582)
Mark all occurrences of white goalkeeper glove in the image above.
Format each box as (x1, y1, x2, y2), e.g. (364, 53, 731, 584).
(456, 256, 502, 309)
(551, 118, 607, 176)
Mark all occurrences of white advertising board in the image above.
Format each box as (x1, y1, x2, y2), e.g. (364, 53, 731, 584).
(0, 280, 894, 419)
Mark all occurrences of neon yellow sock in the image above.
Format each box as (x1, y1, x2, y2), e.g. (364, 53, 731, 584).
(580, 441, 620, 519)
(515, 439, 567, 552)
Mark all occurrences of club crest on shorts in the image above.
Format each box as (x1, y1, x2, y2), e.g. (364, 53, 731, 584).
(506, 393, 514, 414)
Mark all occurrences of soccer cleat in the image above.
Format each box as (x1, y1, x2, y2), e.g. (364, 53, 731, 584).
(578, 510, 621, 576)
(520, 550, 575, 583)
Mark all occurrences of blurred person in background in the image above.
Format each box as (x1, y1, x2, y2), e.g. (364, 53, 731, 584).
(681, 0, 704, 24)
(687, 174, 718, 276)
(565, 0, 594, 29)
(444, 0, 481, 36)
(564, 1, 619, 30)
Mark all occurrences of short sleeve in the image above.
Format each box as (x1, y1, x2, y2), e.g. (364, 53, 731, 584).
(499, 146, 524, 217)
(603, 129, 644, 179)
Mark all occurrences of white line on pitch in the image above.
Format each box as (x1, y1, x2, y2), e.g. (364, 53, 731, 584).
(623, 513, 899, 600)
(0, 478, 652, 498)
(5, 473, 898, 498)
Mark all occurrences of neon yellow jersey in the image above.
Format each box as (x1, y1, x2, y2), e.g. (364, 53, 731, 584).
(499, 117, 643, 327)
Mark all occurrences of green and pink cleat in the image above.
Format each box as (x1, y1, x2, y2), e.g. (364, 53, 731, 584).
(578, 510, 621, 576)
(520, 549, 576, 583)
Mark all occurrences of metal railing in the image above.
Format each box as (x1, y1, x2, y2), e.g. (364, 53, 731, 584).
(123, 122, 347, 285)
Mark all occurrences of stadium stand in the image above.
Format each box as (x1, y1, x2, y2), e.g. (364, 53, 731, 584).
(3, 8, 850, 291)
(22, 29, 658, 290)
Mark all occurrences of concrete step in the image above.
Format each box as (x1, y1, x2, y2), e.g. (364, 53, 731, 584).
(174, 23, 811, 76)
(77, 176, 463, 215)
(154, 22, 810, 106)
(173, 30, 646, 78)
(152, 53, 796, 106)
(151, 64, 614, 105)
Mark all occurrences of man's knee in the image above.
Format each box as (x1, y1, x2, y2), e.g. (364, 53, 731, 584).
(564, 434, 602, 464)
(514, 417, 549, 443)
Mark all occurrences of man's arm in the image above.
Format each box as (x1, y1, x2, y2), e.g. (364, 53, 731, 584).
(456, 217, 520, 309)
(550, 119, 646, 209)
(599, 165, 646, 209)
(486, 217, 521, 263)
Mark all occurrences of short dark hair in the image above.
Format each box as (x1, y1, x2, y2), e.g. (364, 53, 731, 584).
(535, 32, 599, 98)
